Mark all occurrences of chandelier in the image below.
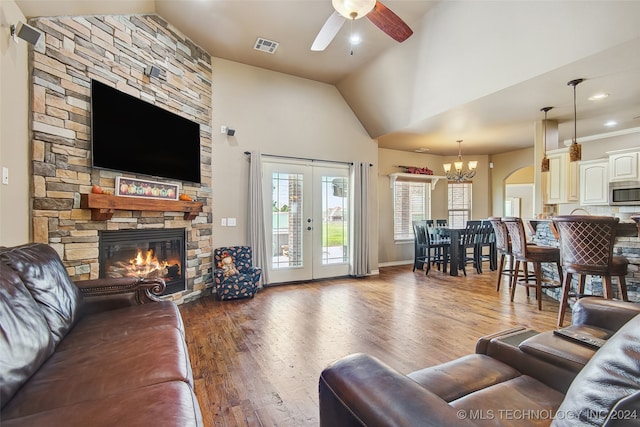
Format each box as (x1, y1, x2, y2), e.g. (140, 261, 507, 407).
(443, 140, 477, 181)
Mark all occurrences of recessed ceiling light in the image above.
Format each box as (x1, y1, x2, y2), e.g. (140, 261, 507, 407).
(604, 120, 618, 127)
(588, 93, 609, 101)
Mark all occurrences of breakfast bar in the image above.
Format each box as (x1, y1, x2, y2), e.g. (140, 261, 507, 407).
(527, 217, 640, 304)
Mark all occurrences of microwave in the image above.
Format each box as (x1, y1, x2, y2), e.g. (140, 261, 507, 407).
(609, 181, 640, 205)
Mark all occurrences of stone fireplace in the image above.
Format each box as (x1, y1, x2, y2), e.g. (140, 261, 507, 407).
(99, 228, 186, 295)
(28, 14, 214, 303)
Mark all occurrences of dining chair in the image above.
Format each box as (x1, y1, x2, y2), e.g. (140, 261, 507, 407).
(473, 221, 496, 273)
(412, 221, 429, 272)
(435, 219, 448, 227)
(424, 224, 449, 275)
(451, 221, 482, 276)
(552, 215, 629, 327)
(502, 217, 563, 311)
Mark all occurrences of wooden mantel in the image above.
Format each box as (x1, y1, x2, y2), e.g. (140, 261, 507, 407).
(80, 193, 204, 221)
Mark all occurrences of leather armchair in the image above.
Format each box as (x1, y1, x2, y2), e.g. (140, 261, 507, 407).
(319, 298, 640, 427)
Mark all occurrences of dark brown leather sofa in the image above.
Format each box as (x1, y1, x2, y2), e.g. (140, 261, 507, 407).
(0, 243, 203, 426)
(319, 298, 640, 427)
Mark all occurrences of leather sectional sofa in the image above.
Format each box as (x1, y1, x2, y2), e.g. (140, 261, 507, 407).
(0, 243, 203, 426)
(319, 298, 640, 426)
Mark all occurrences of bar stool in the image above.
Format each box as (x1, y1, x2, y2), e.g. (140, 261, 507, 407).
(502, 217, 563, 311)
(489, 217, 517, 291)
(489, 217, 536, 292)
(552, 215, 630, 327)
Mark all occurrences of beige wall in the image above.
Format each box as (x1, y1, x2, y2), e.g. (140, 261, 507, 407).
(0, 0, 30, 246)
(211, 58, 379, 269)
(506, 166, 534, 185)
(377, 148, 491, 264)
(490, 147, 535, 218)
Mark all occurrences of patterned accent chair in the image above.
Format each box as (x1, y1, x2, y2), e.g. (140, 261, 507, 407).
(214, 246, 261, 300)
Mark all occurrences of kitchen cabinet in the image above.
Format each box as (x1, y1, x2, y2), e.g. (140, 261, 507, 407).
(580, 159, 609, 205)
(545, 149, 579, 204)
(608, 149, 638, 181)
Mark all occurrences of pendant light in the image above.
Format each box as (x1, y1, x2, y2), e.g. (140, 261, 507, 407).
(567, 78, 584, 162)
(540, 106, 553, 172)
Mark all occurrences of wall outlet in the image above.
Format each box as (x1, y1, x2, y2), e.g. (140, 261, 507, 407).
(227, 217, 236, 226)
(2, 167, 8, 185)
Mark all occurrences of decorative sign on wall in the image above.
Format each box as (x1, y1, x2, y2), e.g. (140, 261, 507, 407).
(115, 177, 180, 201)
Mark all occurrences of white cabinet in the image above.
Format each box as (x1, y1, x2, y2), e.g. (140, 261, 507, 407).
(545, 149, 579, 204)
(608, 150, 638, 181)
(580, 159, 609, 205)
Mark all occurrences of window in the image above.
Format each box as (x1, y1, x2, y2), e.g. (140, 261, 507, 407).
(393, 180, 430, 240)
(448, 182, 472, 228)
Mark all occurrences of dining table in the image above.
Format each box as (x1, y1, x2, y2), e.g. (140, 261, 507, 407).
(434, 222, 497, 276)
(433, 227, 466, 276)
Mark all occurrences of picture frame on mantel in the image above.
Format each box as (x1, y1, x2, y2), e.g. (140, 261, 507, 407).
(115, 177, 180, 201)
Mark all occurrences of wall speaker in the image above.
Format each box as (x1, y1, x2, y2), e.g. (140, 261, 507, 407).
(144, 65, 161, 78)
(11, 22, 42, 45)
(226, 128, 236, 136)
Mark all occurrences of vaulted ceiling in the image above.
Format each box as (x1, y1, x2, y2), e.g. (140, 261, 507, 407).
(16, 0, 640, 155)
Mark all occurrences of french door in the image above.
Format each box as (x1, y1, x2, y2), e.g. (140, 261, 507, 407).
(263, 160, 350, 284)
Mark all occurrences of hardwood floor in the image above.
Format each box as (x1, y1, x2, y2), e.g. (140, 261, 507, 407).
(179, 264, 562, 427)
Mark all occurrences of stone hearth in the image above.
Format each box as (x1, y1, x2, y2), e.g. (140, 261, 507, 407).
(28, 14, 213, 303)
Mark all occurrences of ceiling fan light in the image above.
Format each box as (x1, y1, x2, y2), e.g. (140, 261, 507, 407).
(332, 0, 376, 19)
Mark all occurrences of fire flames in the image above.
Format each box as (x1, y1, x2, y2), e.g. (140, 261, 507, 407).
(128, 249, 169, 278)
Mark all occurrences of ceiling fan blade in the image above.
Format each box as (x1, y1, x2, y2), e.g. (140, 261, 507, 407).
(366, 1, 413, 43)
(311, 11, 345, 51)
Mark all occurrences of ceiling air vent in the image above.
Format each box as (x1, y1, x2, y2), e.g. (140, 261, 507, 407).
(254, 37, 279, 54)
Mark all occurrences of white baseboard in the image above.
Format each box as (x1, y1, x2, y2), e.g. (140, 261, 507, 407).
(378, 260, 413, 268)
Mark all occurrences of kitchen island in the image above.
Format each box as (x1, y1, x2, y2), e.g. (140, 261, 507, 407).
(527, 218, 639, 303)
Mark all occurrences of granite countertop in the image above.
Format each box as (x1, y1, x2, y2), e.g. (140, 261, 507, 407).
(527, 218, 638, 238)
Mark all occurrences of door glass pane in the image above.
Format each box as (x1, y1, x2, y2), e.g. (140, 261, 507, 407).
(271, 172, 303, 269)
(321, 176, 349, 265)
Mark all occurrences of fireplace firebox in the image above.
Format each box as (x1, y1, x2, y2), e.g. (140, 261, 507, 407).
(99, 228, 186, 295)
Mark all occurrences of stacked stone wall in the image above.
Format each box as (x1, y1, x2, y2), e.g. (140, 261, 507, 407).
(29, 14, 213, 303)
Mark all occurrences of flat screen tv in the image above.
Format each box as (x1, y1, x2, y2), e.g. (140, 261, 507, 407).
(91, 79, 201, 184)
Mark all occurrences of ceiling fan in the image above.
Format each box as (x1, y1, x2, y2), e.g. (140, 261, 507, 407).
(311, 0, 413, 51)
